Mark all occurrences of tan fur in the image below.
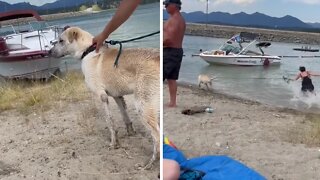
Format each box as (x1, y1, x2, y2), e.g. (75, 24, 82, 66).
(67, 28, 80, 43)
(198, 74, 213, 90)
(50, 27, 159, 169)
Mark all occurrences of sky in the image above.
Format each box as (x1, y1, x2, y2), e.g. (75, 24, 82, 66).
(180, 0, 320, 23)
(3, 0, 320, 22)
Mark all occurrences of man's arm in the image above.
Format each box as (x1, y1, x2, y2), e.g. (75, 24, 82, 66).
(93, 0, 141, 51)
(295, 73, 301, 80)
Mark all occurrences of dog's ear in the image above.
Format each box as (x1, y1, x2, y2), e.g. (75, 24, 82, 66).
(67, 29, 79, 43)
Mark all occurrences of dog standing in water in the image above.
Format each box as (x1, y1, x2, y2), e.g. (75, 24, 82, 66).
(198, 74, 214, 90)
(50, 27, 159, 169)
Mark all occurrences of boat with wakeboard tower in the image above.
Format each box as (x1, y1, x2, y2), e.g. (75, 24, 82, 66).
(199, 32, 281, 66)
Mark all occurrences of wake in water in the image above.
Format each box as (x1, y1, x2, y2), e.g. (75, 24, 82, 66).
(288, 81, 320, 109)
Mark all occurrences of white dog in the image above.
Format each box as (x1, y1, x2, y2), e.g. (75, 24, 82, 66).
(50, 27, 159, 169)
(198, 74, 214, 90)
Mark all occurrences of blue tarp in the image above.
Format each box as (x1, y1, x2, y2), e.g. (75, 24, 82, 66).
(164, 144, 266, 180)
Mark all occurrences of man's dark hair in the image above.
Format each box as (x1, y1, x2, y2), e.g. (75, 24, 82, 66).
(164, 0, 182, 10)
(299, 66, 306, 72)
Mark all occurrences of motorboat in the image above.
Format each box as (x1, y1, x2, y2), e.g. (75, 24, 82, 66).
(199, 32, 281, 66)
(0, 10, 63, 79)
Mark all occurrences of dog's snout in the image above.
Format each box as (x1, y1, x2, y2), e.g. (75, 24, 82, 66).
(48, 49, 52, 55)
(50, 40, 58, 46)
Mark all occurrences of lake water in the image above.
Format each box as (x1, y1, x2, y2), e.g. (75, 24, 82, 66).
(180, 35, 320, 111)
(48, 3, 160, 70)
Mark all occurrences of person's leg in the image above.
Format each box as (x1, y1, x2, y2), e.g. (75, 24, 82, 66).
(164, 48, 183, 107)
(167, 79, 177, 107)
(163, 159, 180, 180)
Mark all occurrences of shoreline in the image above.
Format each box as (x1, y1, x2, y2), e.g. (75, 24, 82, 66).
(40, 11, 102, 21)
(177, 81, 319, 115)
(0, 11, 102, 26)
(185, 23, 320, 44)
(164, 84, 320, 179)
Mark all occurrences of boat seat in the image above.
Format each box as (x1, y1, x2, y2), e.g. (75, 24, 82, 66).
(7, 44, 29, 51)
(213, 50, 225, 55)
(19, 30, 30, 33)
(24, 35, 41, 39)
(245, 50, 261, 55)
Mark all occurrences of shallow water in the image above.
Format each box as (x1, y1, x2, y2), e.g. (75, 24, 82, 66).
(48, 3, 160, 71)
(180, 35, 320, 111)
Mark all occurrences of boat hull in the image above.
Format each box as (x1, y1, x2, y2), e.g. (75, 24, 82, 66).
(0, 56, 61, 79)
(199, 54, 281, 66)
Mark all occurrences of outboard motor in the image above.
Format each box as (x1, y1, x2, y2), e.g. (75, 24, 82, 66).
(0, 37, 9, 56)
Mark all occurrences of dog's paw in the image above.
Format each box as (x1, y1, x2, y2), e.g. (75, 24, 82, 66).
(134, 163, 152, 170)
(134, 161, 153, 170)
(108, 142, 120, 149)
(142, 163, 153, 170)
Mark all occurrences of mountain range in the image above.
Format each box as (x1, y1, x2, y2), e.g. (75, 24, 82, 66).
(0, 0, 89, 12)
(164, 10, 319, 30)
(1, 1, 318, 31)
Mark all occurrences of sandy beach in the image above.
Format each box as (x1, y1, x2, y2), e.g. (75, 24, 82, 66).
(0, 93, 158, 179)
(164, 84, 320, 179)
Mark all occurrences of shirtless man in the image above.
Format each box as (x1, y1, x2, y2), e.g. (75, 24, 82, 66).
(163, 0, 186, 107)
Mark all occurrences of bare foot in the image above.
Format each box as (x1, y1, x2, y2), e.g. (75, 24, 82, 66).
(165, 103, 176, 108)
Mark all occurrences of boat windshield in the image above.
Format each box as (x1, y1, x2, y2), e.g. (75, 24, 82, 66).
(0, 23, 35, 36)
(0, 25, 16, 36)
(29, 21, 49, 31)
(0, 21, 53, 37)
(221, 44, 241, 54)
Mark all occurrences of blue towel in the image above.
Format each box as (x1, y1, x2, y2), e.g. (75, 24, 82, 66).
(164, 144, 266, 180)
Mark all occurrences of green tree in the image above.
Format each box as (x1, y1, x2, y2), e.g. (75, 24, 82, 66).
(92, 4, 102, 11)
(79, 5, 87, 11)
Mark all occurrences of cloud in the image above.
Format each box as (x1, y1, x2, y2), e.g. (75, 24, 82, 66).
(283, 0, 320, 5)
(214, 0, 255, 5)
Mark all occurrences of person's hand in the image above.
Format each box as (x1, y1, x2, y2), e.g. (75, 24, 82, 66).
(92, 32, 108, 52)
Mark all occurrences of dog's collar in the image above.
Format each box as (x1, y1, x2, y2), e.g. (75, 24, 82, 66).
(81, 44, 96, 59)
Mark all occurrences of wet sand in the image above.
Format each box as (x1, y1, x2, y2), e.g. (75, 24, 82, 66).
(164, 84, 320, 179)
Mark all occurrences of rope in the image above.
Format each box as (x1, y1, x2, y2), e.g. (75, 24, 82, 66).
(105, 31, 160, 67)
(211, 77, 287, 80)
(181, 72, 287, 79)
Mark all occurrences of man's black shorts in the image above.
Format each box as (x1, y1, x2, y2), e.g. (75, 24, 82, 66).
(163, 47, 183, 80)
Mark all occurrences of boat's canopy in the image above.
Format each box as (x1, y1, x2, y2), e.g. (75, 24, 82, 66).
(0, 10, 42, 22)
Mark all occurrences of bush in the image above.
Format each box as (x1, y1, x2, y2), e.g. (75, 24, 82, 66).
(79, 5, 87, 11)
(92, 4, 102, 11)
